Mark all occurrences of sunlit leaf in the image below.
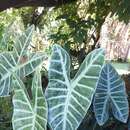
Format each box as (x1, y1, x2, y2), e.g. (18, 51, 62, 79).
(93, 63, 129, 126)
(45, 44, 104, 130)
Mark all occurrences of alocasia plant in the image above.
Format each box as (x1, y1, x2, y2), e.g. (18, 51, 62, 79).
(45, 44, 105, 130)
(93, 63, 129, 126)
(0, 26, 47, 96)
(0, 25, 129, 130)
(12, 69, 47, 130)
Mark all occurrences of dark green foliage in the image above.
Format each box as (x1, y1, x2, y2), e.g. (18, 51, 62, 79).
(0, 97, 13, 130)
(47, 0, 130, 48)
(48, 2, 95, 48)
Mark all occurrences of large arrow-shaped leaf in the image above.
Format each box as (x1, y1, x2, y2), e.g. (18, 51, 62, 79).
(93, 63, 129, 126)
(0, 26, 47, 96)
(12, 69, 47, 130)
(45, 44, 104, 130)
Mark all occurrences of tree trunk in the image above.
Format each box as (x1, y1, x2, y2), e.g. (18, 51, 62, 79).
(0, 0, 76, 12)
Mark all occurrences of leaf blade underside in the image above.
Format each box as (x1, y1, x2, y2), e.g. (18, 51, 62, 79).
(93, 63, 129, 126)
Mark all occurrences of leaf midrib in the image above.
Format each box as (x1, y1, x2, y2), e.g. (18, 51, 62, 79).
(57, 47, 71, 130)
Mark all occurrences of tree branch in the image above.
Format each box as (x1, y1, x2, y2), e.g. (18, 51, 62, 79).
(0, 0, 76, 12)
